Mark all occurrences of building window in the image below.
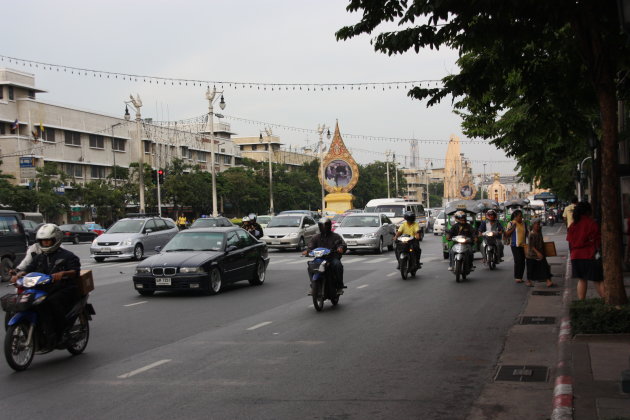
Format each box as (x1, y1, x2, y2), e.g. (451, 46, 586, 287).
(112, 138, 126, 152)
(0, 123, 5, 135)
(28, 90, 35, 99)
(251, 145, 257, 151)
(181, 146, 192, 159)
(89, 134, 104, 149)
(223, 155, 231, 164)
(0, 87, 3, 100)
(90, 166, 106, 179)
(8, 86, 14, 101)
(144, 141, 152, 154)
(215, 153, 220, 163)
(65, 163, 83, 178)
(42, 127, 56, 142)
(64, 130, 81, 146)
(198, 151, 207, 162)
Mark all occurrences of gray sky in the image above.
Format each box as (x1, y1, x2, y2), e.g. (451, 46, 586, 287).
(3, 0, 517, 175)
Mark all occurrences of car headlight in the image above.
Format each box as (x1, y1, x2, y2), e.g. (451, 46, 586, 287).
(135, 267, 151, 274)
(121, 238, 134, 246)
(287, 232, 298, 238)
(92, 238, 98, 245)
(180, 267, 205, 273)
(362, 232, 377, 238)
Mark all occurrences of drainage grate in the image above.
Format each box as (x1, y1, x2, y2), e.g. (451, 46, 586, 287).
(494, 365, 549, 382)
(520, 316, 556, 325)
(532, 290, 561, 296)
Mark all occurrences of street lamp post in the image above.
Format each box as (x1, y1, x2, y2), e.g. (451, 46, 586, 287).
(385, 150, 391, 198)
(110, 122, 123, 186)
(260, 128, 275, 215)
(482, 163, 487, 200)
(393, 153, 398, 198)
(205, 87, 226, 217)
(124, 95, 145, 213)
(317, 124, 331, 213)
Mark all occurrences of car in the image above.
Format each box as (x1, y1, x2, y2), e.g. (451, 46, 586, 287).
(364, 198, 427, 239)
(21, 219, 42, 244)
(59, 224, 99, 244)
(89, 215, 179, 262)
(0, 210, 28, 282)
(433, 211, 446, 235)
(255, 215, 272, 229)
(261, 214, 319, 251)
(331, 213, 348, 232)
(189, 217, 234, 229)
(85, 222, 106, 236)
(132, 227, 270, 296)
(334, 213, 396, 253)
(278, 210, 321, 220)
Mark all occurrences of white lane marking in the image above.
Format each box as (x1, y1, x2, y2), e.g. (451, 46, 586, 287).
(387, 272, 398, 277)
(124, 301, 147, 307)
(344, 257, 367, 264)
(357, 284, 369, 289)
(286, 260, 306, 265)
(117, 359, 171, 379)
(247, 321, 273, 331)
(365, 257, 389, 264)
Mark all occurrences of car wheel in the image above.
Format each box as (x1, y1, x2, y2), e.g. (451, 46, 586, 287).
(387, 242, 394, 251)
(73, 236, 80, 244)
(249, 259, 266, 286)
(133, 244, 144, 261)
(375, 237, 383, 254)
(0, 257, 14, 282)
(296, 237, 305, 252)
(207, 268, 222, 295)
(94, 257, 105, 263)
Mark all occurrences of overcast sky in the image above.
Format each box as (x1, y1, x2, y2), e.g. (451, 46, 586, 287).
(3, 0, 517, 176)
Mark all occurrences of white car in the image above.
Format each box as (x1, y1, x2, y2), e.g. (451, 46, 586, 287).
(335, 213, 396, 253)
(433, 211, 446, 235)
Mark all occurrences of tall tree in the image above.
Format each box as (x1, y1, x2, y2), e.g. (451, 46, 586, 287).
(337, 0, 629, 304)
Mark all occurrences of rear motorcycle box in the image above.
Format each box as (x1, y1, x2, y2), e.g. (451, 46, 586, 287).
(76, 270, 94, 295)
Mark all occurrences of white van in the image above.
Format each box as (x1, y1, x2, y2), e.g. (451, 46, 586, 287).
(364, 198, 427, 239)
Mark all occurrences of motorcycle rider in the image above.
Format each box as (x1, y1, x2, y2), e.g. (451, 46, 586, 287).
(11, 224, 81, 345)
(477, 209, 504, 264)
(302, 217, 347, 293)
(393, 211, 422, 269)
(446, 211, 476, 271)
(243, 213, 264, 240)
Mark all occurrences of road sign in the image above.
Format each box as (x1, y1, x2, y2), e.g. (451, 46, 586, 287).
(71, 216, 81, 222)
(91, 207, 97, 216)
(20, 167, 37, 178)
(19, 157, 34, 168)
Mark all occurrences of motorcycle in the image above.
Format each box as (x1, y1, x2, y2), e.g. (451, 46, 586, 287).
(546, 213, 555, 226)
(396, 235, 419, 279)
(306, 248, 342, 311)
(1, 272, 95, 371)
(451, 235, 473, 282)
(482, 231, 500, 270)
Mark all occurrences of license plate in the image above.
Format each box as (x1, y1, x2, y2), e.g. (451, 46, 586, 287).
(272, 241, 281, 245)
(101, 247, 111, 252)
(155, 278, 171, 286)
(347, 240, 357, 246)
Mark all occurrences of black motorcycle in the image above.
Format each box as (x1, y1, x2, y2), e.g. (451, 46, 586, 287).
(396, 235, 419, 279)
(306, 248, 342, 311)
(481, 231, 500, 270)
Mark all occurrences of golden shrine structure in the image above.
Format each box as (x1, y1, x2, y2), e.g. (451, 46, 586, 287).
(320, 122, 359, 213)
(443, 134, 475, 202)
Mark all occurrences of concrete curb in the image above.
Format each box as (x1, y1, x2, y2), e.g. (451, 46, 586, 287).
(551, 259, 574, 420)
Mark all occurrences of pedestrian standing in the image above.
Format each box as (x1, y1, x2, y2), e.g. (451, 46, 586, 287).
(525, 218, 554, 288)
(567, 201, 605, 300)
(505, 209, 528, 284)
(563, 196, 578, 228)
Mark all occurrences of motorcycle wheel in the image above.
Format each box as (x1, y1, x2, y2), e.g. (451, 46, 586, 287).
(4, 321, 34, 371)
(488, 250, 496, 270)
(312, 281, 324, 312)
(400, 257, 409, 279)
(67, 312, 90, 355)
(455, 259, 463, 283)
(331, 294, 340, 306)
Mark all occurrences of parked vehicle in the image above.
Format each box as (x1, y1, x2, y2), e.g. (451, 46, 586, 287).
(451, 235, 474, 282)
(364, 198, 427, 240)
(0, 210, 28, 282)
(90, 215, 179, 262)
(132, 227, 269, 296)
(481, 231, 501, 270)
(433, 211, 446, 236)
(2, 272, 95, 371)
(84, 222, 106, 236)
(396, 235, 419, 279)
(306, 248, 342, 311)
(260, 214, 319, 251)
(335, 213, 395, 253)
(59, 224, 99, 244)
(189, 217, 233, 228)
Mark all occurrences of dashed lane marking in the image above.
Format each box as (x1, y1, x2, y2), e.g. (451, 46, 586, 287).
(357, 285, 369, 289)
(386, 272, 398, 277)
(365, 257, 389, 264)
(344, 257, 367, 264)
(247, 321, 273, 331)
(286, 260, 307, 265)
(117, 359, 172, 379)
(124, 301, 147, 307)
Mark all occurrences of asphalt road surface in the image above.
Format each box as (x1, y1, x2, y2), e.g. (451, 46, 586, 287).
(0, 228, 564, 419)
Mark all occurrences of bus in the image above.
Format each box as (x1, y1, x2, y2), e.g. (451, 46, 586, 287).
(364, 198, 427, 240)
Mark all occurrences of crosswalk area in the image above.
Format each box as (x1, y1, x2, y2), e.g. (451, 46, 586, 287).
(267, 252, 447, 270)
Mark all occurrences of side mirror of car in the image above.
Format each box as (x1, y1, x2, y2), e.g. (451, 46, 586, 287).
(144, 229, 153, 234)
(226, 245, 237, 253)
(154, 246, 162, 253)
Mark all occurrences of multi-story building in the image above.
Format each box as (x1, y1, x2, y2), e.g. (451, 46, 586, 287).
(0, 68, 241, 188)
(402, 166, 446, 206)
(233, 136, 316, 167)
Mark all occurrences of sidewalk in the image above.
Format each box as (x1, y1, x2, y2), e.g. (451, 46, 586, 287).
(466, 227, 630, 420)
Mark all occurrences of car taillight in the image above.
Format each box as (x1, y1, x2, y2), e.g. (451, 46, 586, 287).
(64, 232, 71, 236)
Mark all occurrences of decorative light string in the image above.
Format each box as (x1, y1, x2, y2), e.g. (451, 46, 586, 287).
(0, 54, 442, 91)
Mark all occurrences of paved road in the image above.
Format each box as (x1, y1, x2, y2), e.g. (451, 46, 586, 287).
(0, 229, 563, 419)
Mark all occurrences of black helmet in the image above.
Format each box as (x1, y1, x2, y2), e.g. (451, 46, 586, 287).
(403, 211, 416, 223)
(318, 217, 332, 235)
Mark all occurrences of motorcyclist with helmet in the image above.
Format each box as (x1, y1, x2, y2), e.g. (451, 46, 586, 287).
(242, 213, 264, 240)
(393, 211, 422, 269)
(446, 211, 476, 271)
(302, 217, 347, 293)
(477, 209, 505, 263)
(11, 223, 81, 344)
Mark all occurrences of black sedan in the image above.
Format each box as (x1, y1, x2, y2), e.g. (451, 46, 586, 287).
(59, 224, 99, 244)
(132, 227, 269, 296)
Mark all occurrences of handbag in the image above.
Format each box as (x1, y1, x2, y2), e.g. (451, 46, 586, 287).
(543, 241, 557, 257)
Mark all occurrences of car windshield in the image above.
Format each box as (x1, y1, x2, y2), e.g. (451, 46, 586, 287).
(437, 211, 445, 219)
(267, 217, 302, 227)
(107, 220, 145, 233)
(190, 219, 221, 228)
(365, 205, 405, 217)
(257, 216, 271, 224)
(58, 224, 74, 230)
(163, 232, 224, 252)
(332, 214, 346, 222)
(340, 216, 380, 227)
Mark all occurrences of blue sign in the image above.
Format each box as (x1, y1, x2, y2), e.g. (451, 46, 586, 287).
(19, 157, 34, 168)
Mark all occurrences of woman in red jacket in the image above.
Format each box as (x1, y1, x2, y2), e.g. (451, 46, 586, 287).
(566, 202, 604, 300)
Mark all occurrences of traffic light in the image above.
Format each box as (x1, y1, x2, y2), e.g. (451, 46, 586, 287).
(151, 169, 158, 184)
(158, 169, 164, 184)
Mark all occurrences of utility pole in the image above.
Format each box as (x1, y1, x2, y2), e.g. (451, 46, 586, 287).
(385, 150, 391, 198)
(260, 128, 275, 215)
(125, 95, 145, 213)
(205, 86, 226, 217)
(393, 152, 398, 197)
(317, 124, 331, 213)
(483, 163, 486, 200)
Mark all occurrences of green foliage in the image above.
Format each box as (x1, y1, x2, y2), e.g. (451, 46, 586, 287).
(352, 161, 407, 208)
(429, 182, 443, 208)
(570, 298, 630, 335)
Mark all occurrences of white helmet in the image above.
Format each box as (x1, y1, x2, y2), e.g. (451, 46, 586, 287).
(36, 223, 63, 254)
(242, 216, 251, 223)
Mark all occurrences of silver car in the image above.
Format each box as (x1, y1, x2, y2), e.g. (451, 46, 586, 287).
(261, 214, 318, 251)
(433, 211, 446, 235)
(90, 216, 179, 262)
(335, 213, 396, 253)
